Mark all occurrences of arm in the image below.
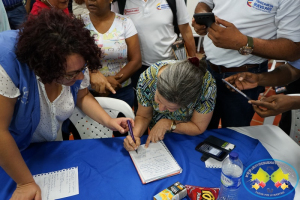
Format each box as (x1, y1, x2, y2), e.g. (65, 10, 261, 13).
(114, 34, 142, 84)
(225, 63, 300, 91)
(25, 0, 31, 13)
(208, 18, 300, 61)
(250, 95, 300, 118)
(76, 88, 133, 133)
(123, 103, 153, 151)
(145, 110, 213, 147)
(178, 23, 196, 57)
(0, 95, 41, 200)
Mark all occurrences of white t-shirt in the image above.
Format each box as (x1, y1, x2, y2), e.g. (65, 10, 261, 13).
(199, 0, 300, 68)
(82, 13, 137, 87)
(111, 0, 190, 66)
(0, 65, 90, 143)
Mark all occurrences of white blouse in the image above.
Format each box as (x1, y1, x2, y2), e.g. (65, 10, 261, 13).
(0, 65, 90, 143)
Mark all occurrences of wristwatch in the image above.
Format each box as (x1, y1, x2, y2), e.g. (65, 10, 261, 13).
(238, 36, 254, 55)
(169, 120, 176, 132)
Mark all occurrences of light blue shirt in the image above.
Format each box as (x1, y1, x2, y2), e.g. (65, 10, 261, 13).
(288, 59, 300, 70)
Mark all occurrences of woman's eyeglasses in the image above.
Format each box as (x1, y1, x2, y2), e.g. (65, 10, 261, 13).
(64, 63, 88, 80)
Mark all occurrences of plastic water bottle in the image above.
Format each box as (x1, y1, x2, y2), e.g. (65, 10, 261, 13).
(218, 152, 243, 200)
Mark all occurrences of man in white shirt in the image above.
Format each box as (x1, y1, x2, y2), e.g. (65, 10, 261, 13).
(192, 0, 300, 129)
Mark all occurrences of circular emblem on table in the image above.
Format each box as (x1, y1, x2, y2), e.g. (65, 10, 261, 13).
(242, 159, 299, 199)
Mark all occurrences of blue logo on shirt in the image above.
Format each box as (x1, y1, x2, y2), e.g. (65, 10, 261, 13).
(251, 0, 273, 13)
(157, 3, 170, 10)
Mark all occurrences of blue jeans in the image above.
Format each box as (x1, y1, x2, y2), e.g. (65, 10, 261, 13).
(207, 60, 268, 129)
(109, 84, 134, 108)
(6, 4, 27, 30)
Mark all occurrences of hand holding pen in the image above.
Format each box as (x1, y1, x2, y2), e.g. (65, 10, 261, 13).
(126, 120, 140, 153)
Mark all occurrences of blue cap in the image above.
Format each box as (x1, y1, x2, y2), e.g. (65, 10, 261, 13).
(229, 152, 239, 160)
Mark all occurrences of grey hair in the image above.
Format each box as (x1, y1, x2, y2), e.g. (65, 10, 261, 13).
(157, 59, 207, 108)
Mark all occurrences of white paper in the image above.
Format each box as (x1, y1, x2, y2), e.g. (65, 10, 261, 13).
(33, 167, 79, 200)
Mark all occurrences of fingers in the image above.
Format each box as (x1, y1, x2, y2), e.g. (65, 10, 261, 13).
(115, 74, 123, 80)
(105, 82, 116, 94)
(192, 18, 207, 35)
(123, 135, 140, 151)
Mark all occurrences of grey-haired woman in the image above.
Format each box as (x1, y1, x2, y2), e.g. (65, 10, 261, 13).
(123, 57, 217, 151)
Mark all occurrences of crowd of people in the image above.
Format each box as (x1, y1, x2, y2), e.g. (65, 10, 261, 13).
(1, 0, 300, 199)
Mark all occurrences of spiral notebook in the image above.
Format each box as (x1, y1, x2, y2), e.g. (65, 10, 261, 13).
(129, 141, 182, 184)
(33, 167, 79, 200)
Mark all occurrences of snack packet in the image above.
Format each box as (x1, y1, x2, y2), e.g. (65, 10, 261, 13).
(154, 182, 187, 200)
(185, 185, 219, 200)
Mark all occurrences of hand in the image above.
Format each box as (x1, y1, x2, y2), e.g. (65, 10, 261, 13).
(106, 75, 123, 91)
(106, 118, 134, 134)
(145, 119, 172, 148)
(224, 72, 259, 91)
(249, 95, 293, 118)
(10, 181, 41, 200)
(74, 0, 85, 4)
(192, 18, 207, 36)
(123, 135, 141, 152)
(208, 18, 247, 50)
(90, 71, 116, 94)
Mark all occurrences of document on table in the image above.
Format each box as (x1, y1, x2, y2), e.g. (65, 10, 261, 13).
(33, 167, 79, 200)
(129, 141, 182, 184)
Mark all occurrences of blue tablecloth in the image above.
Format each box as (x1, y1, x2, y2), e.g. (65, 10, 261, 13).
(0, 128, 295, 199)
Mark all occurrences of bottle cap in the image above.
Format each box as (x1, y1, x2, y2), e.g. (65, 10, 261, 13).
(229, 152, 239, 160)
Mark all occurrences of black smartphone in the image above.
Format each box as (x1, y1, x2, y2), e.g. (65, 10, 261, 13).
(195, 142, 228, 161)
(193, 13, 215, 28)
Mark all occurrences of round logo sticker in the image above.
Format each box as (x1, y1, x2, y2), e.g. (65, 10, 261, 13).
(242, 159, 299, 199)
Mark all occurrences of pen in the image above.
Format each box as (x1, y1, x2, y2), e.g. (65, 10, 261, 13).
(127, 120, 138, 154)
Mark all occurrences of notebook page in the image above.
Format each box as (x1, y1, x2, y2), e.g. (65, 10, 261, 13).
(129, 141, 181, 183)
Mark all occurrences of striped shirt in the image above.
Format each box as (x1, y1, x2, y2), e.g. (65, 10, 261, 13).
(2, 0, 23, 8)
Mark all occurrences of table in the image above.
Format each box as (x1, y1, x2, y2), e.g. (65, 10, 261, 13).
(0, 125, 298, 199)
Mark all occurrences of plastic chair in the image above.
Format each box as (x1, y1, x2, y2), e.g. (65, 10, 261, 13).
(69, 97, 135, 139)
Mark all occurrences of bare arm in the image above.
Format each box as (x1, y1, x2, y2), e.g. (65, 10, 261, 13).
(195, 2, 212, 13)
(208, 18, 300, 61)
(115, 34, 142, 84)
(145, 110, 213, 147)
(178, 23, 196, 57)
(76, 88, 133, 133)
(257, 63, 300, 86)
(0, 95, 41, 199)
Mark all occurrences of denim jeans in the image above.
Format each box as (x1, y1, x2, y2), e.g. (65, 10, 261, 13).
(206, 60, 268, 129)
(6, 4, 27, 30)
(109, 84, 134, 108)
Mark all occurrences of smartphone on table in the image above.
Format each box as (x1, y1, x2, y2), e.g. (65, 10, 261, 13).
(195, 142, 228, 161)
(193, 13, 215, 28)
(222, 79, 252, 100)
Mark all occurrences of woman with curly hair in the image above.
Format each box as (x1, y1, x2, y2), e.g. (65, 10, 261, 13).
(0, 9, 133, 199)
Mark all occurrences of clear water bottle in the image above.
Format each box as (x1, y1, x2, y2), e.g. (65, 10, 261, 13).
(218, 152, 243, 200)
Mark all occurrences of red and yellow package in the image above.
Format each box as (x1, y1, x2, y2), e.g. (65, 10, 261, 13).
(185, 185, 219, 200)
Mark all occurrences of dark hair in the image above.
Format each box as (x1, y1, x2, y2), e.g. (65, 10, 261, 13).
(157, 58, 207, 108)
(16, 9, 101, 84)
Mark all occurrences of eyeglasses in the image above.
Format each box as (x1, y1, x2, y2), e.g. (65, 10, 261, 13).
(64, 62, 88, 80)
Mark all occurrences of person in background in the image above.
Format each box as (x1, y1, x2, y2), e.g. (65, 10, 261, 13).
(0, 9, 133, 200)
(30, 0, 69, 14)
(111, 0, 196, 111)
(0, 0, 10, 32)
(225, 59, 300, 119)
(72, 0, 88, 18)
(192, 0, 300, 129)
(2, 0, 27, 29)
(123, 57, 216, 151)
(82, 0, 141, 107)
